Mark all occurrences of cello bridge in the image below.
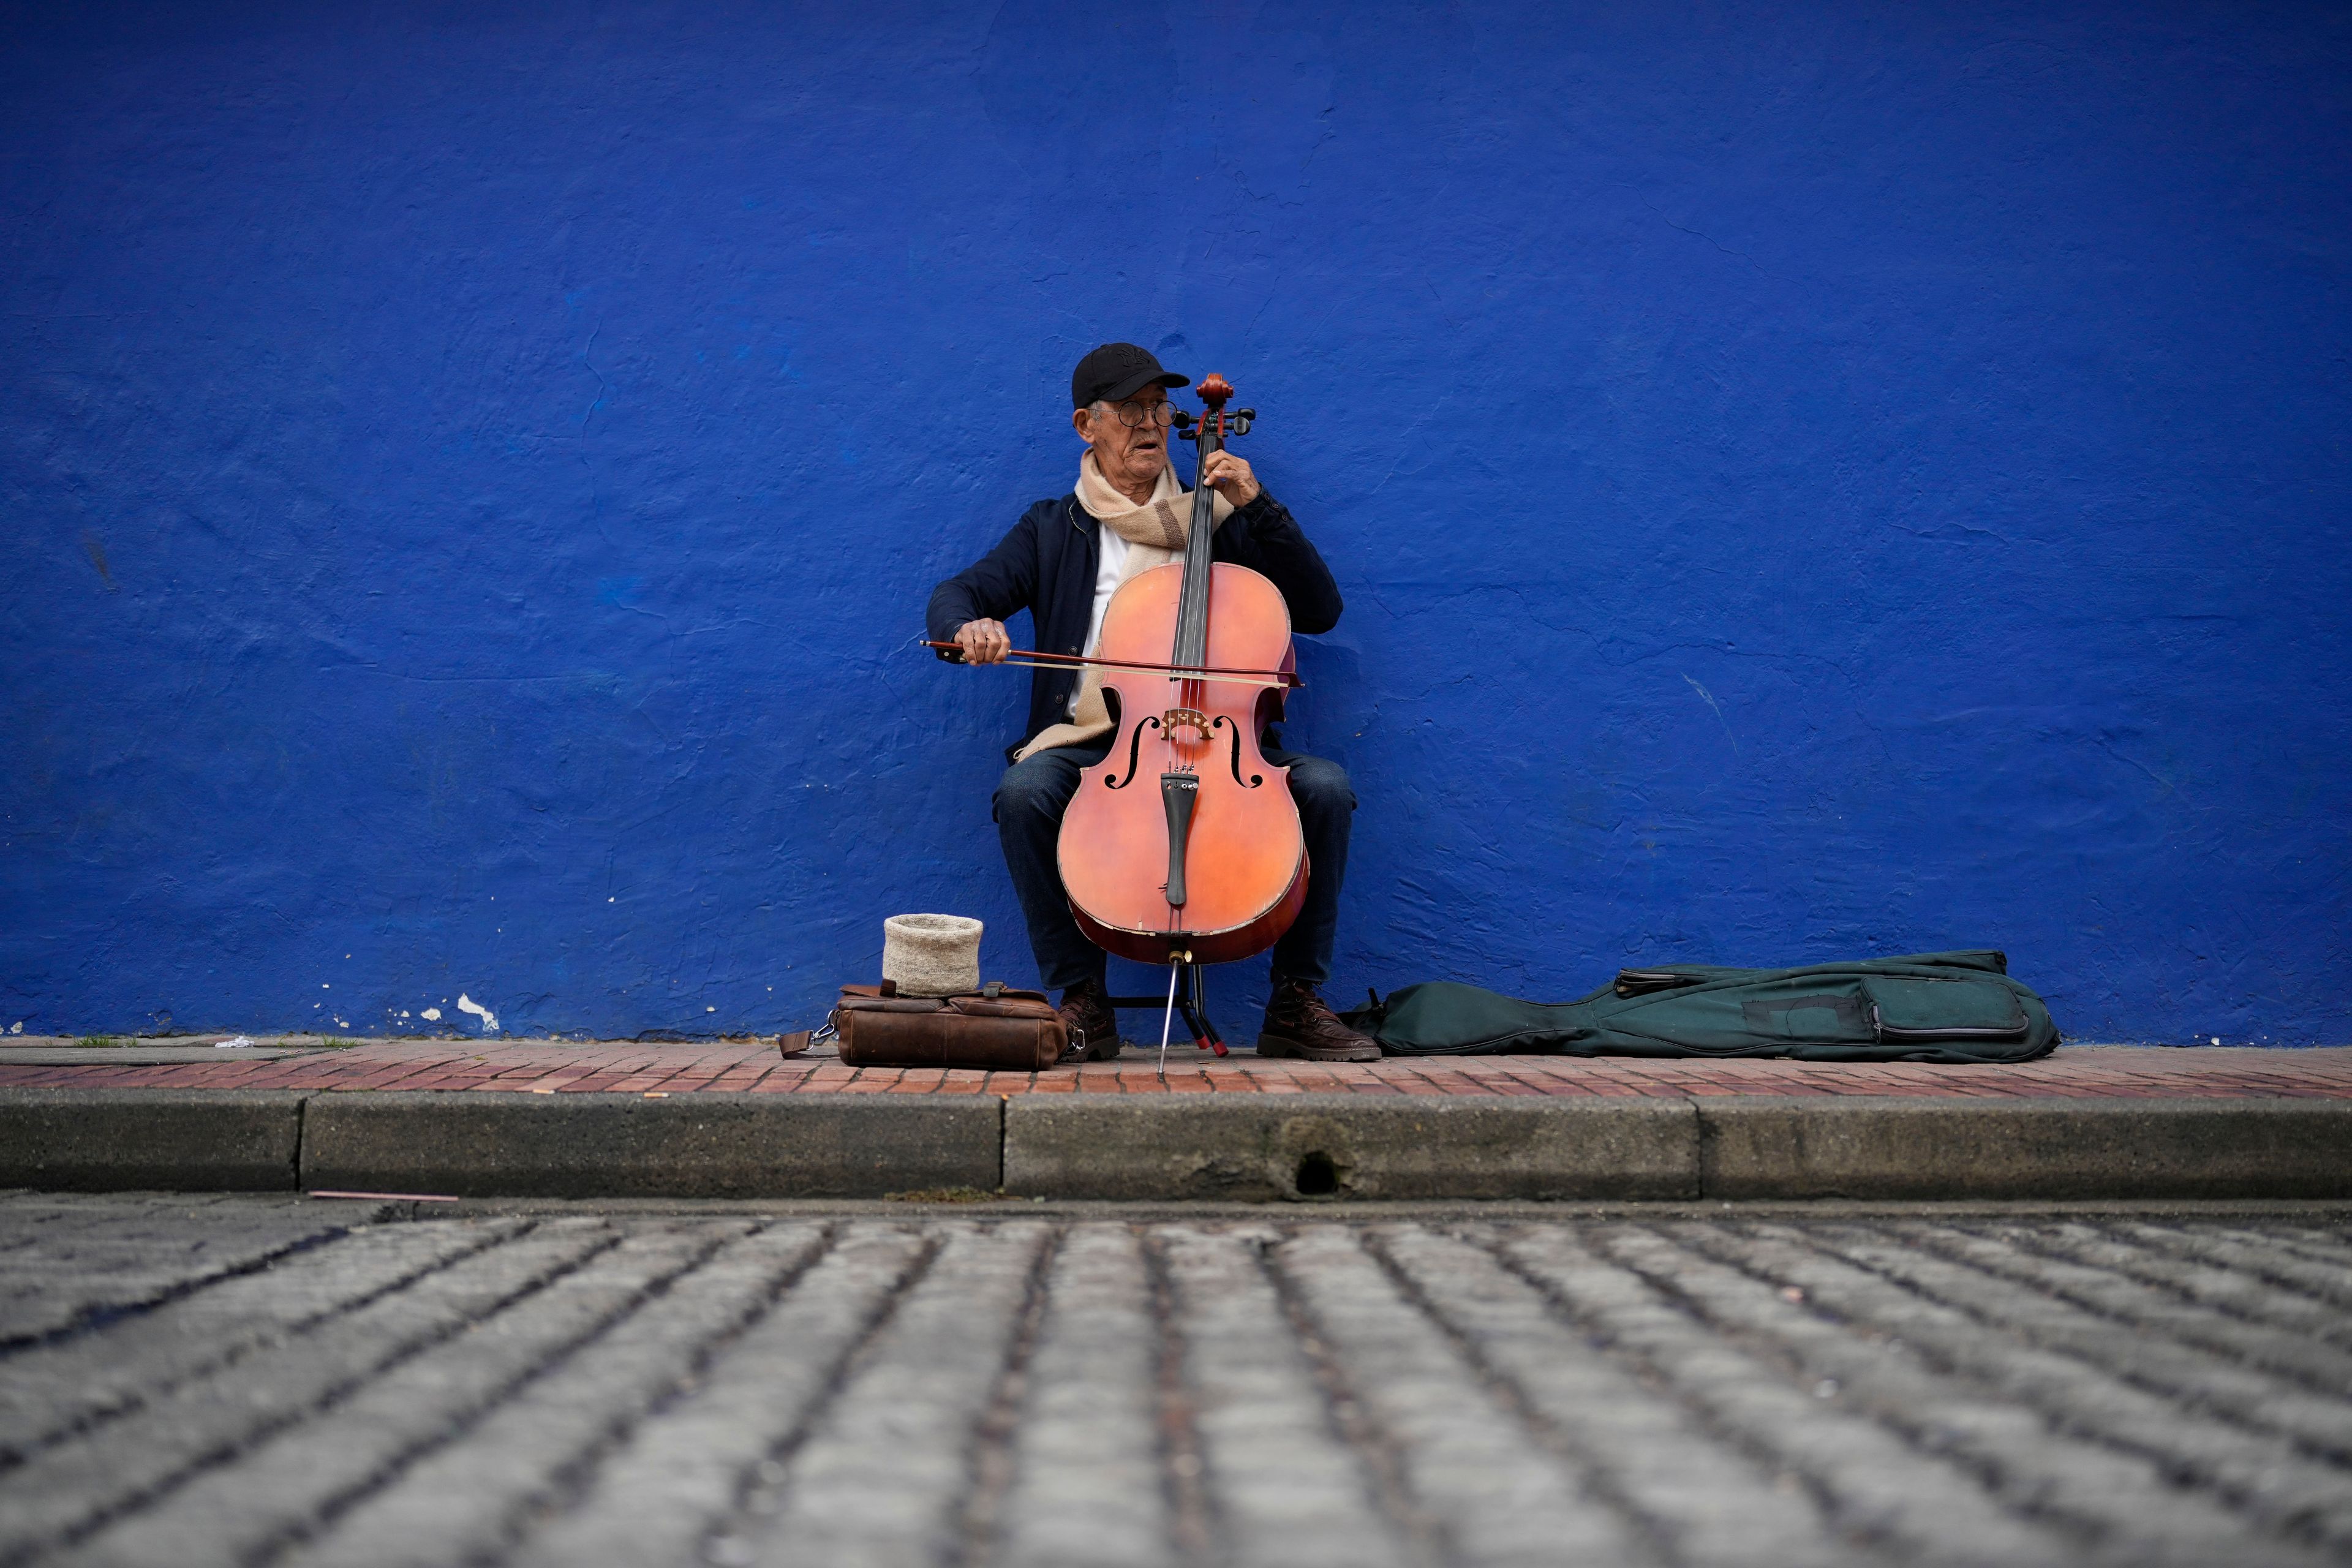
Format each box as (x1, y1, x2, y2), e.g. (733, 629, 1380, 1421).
(1161, 707, 1211, 742)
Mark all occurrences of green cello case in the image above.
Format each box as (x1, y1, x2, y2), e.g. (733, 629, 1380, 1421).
(1354, 950, 2059, 1063)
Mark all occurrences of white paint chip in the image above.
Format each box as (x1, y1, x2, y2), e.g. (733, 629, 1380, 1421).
(421, 1007, 442, 1021)
(8, 1023, 18, 1035)
(707, 1006, 716, 1012)
(457, 993, 500, 1034)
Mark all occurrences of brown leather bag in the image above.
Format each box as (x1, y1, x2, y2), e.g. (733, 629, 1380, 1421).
(815, 980, 1070, 1070)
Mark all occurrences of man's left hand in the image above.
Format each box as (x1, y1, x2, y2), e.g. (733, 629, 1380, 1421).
(1199, 450, 1262, 508)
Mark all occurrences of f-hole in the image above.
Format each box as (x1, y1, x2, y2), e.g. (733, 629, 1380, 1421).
(1105, 716, 1161, 790)
(1212, 716, 1264, 788)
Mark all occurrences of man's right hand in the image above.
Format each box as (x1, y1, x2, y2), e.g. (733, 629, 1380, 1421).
(954, 618, 1012, 665)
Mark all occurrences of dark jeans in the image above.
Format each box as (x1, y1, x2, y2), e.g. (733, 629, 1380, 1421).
(993, 736, 1355, 993)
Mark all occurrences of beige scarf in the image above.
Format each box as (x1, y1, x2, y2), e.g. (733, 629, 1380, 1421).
(1014, 449, 1234, 761)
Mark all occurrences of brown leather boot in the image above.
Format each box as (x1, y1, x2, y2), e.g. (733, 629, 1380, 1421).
(1057, 979, 1123, 1061)
(1257, 978, 1379, 1062)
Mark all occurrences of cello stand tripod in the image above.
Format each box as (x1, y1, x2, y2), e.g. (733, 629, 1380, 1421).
(1107, 957, 1231, 1079)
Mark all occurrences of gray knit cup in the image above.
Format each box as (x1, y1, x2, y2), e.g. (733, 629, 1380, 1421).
(881, 913, 983, 997)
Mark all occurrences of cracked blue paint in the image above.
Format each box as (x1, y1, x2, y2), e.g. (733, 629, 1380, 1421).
(0, 0, 2345, 1044)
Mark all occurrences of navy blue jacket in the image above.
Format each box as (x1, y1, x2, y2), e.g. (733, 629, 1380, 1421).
(927, 489, 1344, 754)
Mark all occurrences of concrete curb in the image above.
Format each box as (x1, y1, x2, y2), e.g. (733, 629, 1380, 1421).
(1698, 1095, 2352, 1200)
(3, 1087, 2348, 1200)
(1003, 1093, 1698, 1201)
(0, 1089, 306, 1191)
(300, 1091, 1003, 1199)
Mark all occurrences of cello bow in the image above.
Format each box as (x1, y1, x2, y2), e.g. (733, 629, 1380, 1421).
(919, 639, 1301, 691)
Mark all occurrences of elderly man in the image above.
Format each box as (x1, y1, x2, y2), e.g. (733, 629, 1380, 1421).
(927, 342, 1377, 1061)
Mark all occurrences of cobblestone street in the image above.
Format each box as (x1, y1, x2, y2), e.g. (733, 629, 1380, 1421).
(2, 1195, 2349, 1567)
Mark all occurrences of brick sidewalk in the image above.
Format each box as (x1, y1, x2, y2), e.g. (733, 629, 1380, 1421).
(2, 1039, 2347, 1099)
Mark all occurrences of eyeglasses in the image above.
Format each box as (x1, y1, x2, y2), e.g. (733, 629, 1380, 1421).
(1101, 398, 1176, 429)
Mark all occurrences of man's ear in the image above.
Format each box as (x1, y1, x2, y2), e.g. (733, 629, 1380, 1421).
(1071, 406, 1094, 444)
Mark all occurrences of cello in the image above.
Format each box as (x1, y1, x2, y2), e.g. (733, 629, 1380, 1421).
(1057, 374, 1308, 974)
(924, 374, 1305, 1060)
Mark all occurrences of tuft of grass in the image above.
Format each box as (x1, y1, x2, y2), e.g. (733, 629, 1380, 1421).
(75, 1035, 126, 1049)
(316, 1036, 363, 1049)
(883, 1186, 1003, 1205)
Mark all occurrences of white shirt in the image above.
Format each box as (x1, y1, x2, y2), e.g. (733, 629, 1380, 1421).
(1073, 527, 1183, 715)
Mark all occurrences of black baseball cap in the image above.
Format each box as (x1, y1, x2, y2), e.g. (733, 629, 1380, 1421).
(1071, 342, 1189, 409)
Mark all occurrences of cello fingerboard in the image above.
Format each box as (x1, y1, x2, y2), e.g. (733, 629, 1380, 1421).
(1172, 374, 1235, 673)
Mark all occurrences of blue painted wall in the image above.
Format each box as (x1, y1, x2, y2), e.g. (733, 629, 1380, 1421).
(4, 1, 2346, 1042)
